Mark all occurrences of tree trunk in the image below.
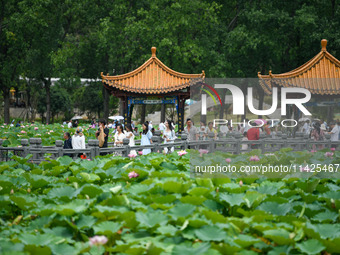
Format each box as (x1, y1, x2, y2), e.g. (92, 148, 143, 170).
(44, 78, 51, 124)
(327, 106, 334, 123)
(103, 86, 109, 122)
(161, 104, 166, 123)
(141, 104, 146, 124)
(119, 98, 124, 116)
(3, 87, 10, 124)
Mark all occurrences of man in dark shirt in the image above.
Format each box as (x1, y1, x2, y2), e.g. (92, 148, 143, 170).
(96, 119, 110, 155)
(63, 132, 73, 157)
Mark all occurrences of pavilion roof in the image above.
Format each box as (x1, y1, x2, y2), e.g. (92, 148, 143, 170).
(101, 47, 204, 94)
(258, 39, 340, 95)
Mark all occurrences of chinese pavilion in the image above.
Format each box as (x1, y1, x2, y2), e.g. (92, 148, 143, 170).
(258, 39, 340, 120)
(101, 47, 204, 132)
(258, 39, 340, 95)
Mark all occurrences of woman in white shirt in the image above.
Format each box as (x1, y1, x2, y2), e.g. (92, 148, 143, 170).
(141, 122, 153, 155)
(163, 120, 176, 153)
(72, 127, 86, 157)
(125, 125, 137, 156)
(114, 124, 126, 146)
(114, 124, 126, 156)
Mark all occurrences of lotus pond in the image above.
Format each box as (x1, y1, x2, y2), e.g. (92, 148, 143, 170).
(0, 149, 340, 255)
(0, 123, 113, 147)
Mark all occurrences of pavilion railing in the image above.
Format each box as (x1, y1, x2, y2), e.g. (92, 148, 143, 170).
(0, 131, 339, 163)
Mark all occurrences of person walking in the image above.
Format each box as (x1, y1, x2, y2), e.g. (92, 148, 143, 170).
(113, 124, 126, 156)
(184, 118, 198, 141)
(311, 122, 325, 150)
(247, 125, 260, 149)
(141, 122, 153, 155)
(328, 121, 339, 149)
(148, 121, 153, 131)
(302, 120, 311, 136)
(114, 124, 126, 147)
(63, 132, 73, 157)
(72, 127, 86, 157)
(159, 121, 165, 132)
(205, 122, 218, 140)
(163, 120, 176, 153)
(96, 119, 110, 148)
(125, 125, 137, 156)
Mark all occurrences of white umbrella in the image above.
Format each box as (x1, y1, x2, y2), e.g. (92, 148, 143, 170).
(109, 116, 124, 120)
(298, 117, 310, 122)
(71, 116, 84, 120)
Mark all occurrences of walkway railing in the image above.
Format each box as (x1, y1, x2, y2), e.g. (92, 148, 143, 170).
(0, 131, 339, 163)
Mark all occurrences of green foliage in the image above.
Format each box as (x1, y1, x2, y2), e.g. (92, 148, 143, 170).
(36, 86, 72, 120)
(0, 150, 340, 254)
(3, 0, 340, 121)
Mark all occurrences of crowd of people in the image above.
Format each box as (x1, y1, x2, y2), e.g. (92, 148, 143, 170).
(63, 119, 177, 157)
(301, 119, 340, 149)
(182, 118, 340, 150)
(61, 117, 339, 157)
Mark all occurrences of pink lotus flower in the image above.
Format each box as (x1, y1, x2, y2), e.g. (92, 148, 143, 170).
(331, 148, 336, 152)
(138, 151, 143, 155)
(34, 127, 38, 130)
(239, 180, 243, 186)
(89, 235, 108, 246)
(128, 171, 139, 179)
(20, 130, 26, 134)
(199, 149, 209, 157)
(177, 150, 187, 156)
(325, 152, 334, 157)
(249, 155, 260, 161)
(20, 125, 25, 128)
(311, 150, 317, 153)
(61, 125, 64, 128)
(128, 153, 137, 158)
(10, 189, 14, 194)
(300, 166, 310, 172)
(225, 158, 232, 163)
(50, 130, 53, 132)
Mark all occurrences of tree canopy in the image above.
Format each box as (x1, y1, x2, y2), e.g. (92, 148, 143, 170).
(1, 0, 339, 123)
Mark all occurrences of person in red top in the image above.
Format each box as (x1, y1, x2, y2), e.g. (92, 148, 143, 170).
(247, 127, 260, 149)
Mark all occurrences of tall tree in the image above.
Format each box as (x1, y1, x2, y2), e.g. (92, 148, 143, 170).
(0, 0, 28, 124)
(22, 0, 69, 124)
